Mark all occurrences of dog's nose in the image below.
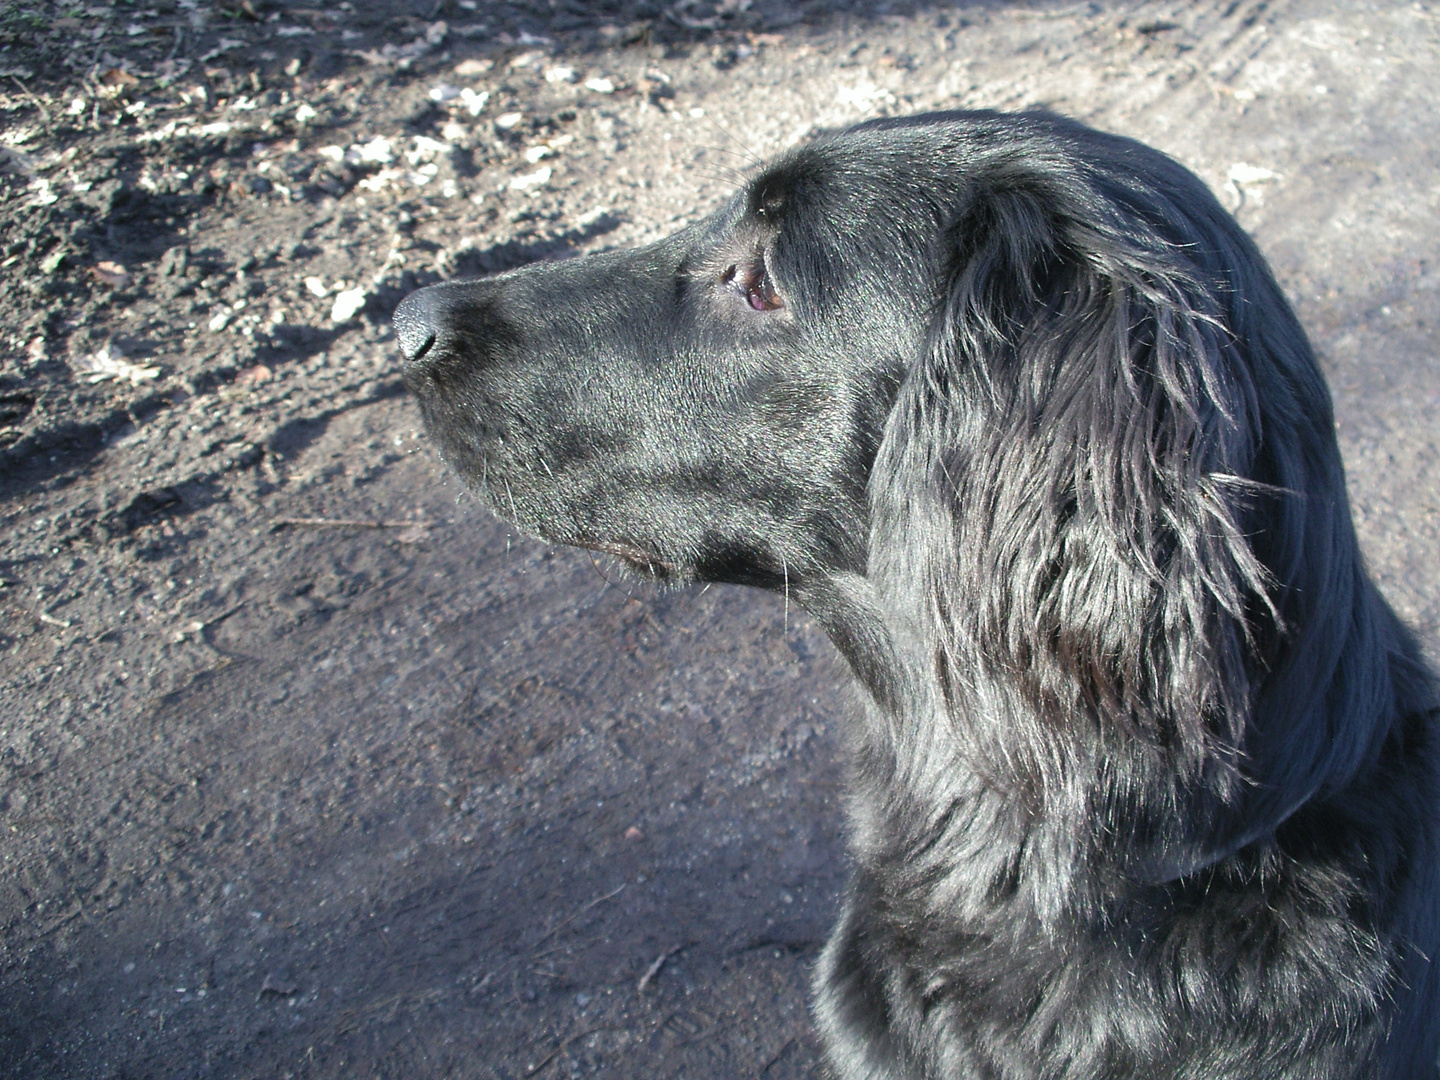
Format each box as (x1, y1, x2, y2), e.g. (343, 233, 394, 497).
(393, 289, 439, 365)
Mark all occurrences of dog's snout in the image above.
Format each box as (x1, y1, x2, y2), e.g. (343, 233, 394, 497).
(393, 289, 439, 365)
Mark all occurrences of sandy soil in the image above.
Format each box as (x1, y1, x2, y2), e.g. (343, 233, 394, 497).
(1, 0, 1437, 1076)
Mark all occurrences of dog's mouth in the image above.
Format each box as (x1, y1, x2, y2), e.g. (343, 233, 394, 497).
(454, 446, 680, 579)
(572, 536, 681, 579)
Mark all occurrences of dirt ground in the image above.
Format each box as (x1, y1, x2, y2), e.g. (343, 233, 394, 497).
(0, 0, 1436, 1076)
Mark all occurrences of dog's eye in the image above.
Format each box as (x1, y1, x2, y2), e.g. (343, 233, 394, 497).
(748, 270, 784, 311)
(721, 262, 783, 312)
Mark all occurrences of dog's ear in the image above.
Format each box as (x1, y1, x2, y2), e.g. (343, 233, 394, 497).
(868, 167, 1398, 879)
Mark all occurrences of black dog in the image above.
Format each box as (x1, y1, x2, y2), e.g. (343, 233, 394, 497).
(396, 111, 1440, 1078)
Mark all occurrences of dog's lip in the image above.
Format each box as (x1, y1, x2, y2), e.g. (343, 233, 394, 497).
(572, 535, 676, 572)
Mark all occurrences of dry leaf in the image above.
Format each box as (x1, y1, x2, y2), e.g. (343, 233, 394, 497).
(92, 261, 130, 288)
(74, 346, 160, 385)
(99, 67, 140, 86)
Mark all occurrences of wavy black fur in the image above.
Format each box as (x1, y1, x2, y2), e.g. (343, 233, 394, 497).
(396, 111, 1440, 1078)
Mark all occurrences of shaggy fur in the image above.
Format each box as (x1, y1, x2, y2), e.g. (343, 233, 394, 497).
(395, 111, 1440, 1079)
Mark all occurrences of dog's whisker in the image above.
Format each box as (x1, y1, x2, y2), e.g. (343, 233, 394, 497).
(781, 553, 789, 635)
(698, 118, 761, 166)
(585, 551, 640, 604)
(692, 148, 752, 180)
(697, 142, 754, 163)
(693, 168, 747, 190)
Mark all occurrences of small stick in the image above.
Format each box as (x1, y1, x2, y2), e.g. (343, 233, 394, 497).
(524, 1026, 611, 1077)
(203, 601, 245, 627)
(532, 933, 604, 960)
(40, 904, 84, 936)
(758, 1036, 798, 1075)
(10, 75, 51, 125)
(270, 516, 419, 530)
(636, 944, 682, 994)
(185, 602, 245, 641)
(533, 883, 625, 949)
(36, 610, 72, 629)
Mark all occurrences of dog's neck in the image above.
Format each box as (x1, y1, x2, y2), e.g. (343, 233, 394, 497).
(797, 570, 1338, 922)
(792, 572, 913, 716)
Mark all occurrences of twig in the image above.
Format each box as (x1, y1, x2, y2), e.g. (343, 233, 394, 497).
(186, 601, 245, 643)
(533, 883, 625, 949)
(40, 904, 84, 936)
(36, 610, 72, 629)
(200, 601, 245, 629)
(758, 1036, 798, 1076)
(663, 1014, 732, 1051)
(636, 943, 683, 994)
(370, 921, 394, 952)
(270, 516, 419, 531)
(533, 932, 605, 960)
(524, 1026, 613, 1076)
(10, 75, 50, 126)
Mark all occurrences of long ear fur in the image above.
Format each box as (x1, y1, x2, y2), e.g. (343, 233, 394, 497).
(868, 144, 1404, 881)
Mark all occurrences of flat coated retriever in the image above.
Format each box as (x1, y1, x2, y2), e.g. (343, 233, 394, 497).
(395, 111, 1440, 1078)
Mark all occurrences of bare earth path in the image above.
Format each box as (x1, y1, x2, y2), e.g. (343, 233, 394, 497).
(1, 0, 1437, 1076)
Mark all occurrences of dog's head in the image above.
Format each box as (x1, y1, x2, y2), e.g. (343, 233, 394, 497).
(396, 121, 952, 593)
(398, 112, 1392, 873)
